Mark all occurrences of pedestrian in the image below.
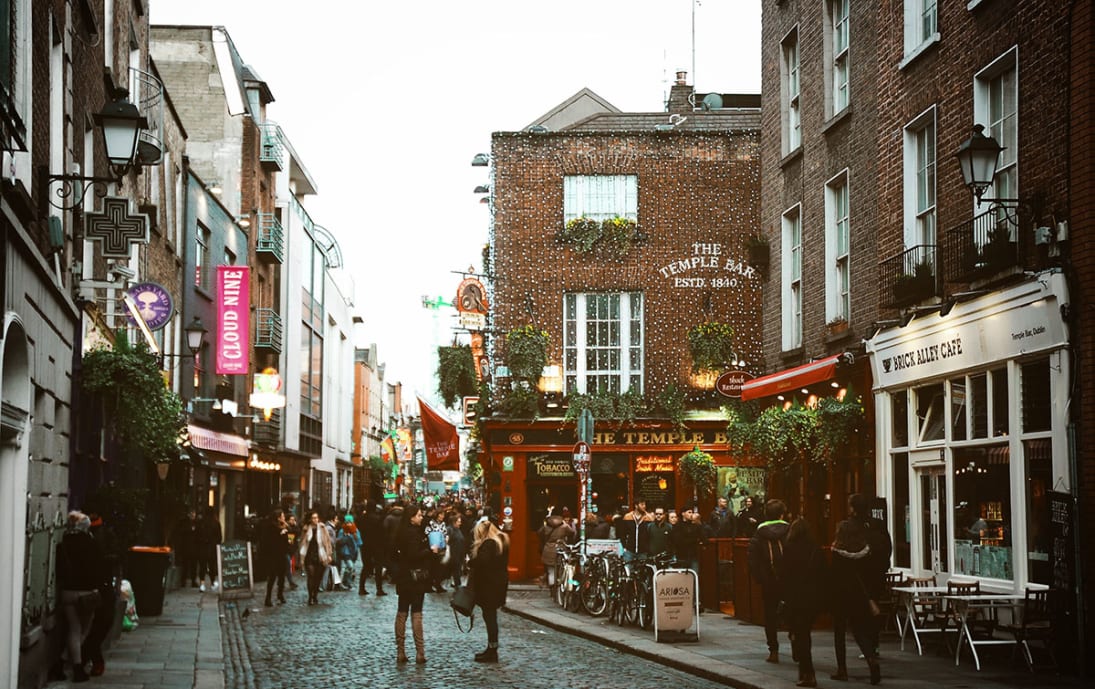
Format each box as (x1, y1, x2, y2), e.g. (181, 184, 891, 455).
(707, 496, 737, 538)
(537, 510, 575, 586)
(779, 518, 828, 688)
(646, 506, 672, 556)
(171, 509, 199, 587)
(360, 502, 389, 596)
(618, 500, 652, 559)
(425, 508, 450, 592)
(337, 517, 361, 590)
(284, 513, 300, 590)
(298, 510, 333, 605)
(55, 511, 106, 683)
(195, 507, 222, 592)
(737, 496, 763, 538)
(81, 511, 119, 677)
(259, 508, 290, 607)
(669, 505, 705, 573)
(829, 494, 892, 685)
(468, 514, 510, 663)
(747, 498, 790, 663)
(448, 512, 467, 588)
(393, 504, 431, 664)
(586, 510, 611, 539)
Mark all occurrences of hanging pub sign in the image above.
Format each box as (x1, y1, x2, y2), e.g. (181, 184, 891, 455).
(455, 276, 489, 331)
(124, 282, 173, 330)
(216, 266, 250, 375)
(715, 370, 755, 398)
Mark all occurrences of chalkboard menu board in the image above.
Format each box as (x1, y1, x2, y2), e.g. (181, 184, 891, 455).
(217, 539, 254, 596)
(1048, 491, 1074, 591)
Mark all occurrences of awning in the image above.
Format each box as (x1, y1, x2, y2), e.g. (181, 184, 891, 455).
(187, 424, 249, 457)
(741, 353, 849, 401)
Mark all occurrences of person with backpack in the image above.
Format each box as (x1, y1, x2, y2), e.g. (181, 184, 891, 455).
(337, 516, 361, 591)
(747, 498, 790, 663)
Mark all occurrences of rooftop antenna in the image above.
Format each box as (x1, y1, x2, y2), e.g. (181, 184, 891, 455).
(691, 0, 700, 90)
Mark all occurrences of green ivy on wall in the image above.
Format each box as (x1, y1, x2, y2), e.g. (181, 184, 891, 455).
(437, 344, 478, 408)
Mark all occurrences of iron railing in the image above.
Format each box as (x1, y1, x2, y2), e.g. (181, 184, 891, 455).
(260, 122, 285, 170)
(878, 244, 938, 309)
(256, 212, 284, 264)
(254, 308, 283, 353)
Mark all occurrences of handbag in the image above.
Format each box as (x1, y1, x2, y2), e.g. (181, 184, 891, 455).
(440, 544, 452, 565)
(450, 585, 476, 632)
(409, 567, 431, 583)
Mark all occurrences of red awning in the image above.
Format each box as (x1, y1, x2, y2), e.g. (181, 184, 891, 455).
(741, 354, 846, 401)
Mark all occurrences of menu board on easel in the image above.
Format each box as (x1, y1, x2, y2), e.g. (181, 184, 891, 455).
(217, 539, 254, 598)
(1048, 491, 1074, 591)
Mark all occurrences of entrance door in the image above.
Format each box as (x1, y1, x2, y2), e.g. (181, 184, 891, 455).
(918, 469, 949, 573)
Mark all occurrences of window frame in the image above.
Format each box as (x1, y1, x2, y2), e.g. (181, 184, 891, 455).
(562, 175, 638, 223)
(563, 291, 644, 395)
(780, 26, 801, 155)
(781, 204, 803, 351)
(825, 0, 850, 117)
(974, 47, 1019, 232)
(902, 106, 938, 251)
(825, 170, 851, 323)
(903, 0, 939, 57)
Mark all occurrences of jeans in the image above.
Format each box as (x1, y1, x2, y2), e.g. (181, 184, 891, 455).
(482, 605, 500, 644)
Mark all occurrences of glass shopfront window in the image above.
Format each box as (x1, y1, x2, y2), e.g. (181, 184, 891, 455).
(892, 452, 911, 567)
(953, 444, 1012, 579)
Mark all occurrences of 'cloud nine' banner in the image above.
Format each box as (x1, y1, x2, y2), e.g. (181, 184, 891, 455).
(216, 266, 250, 375)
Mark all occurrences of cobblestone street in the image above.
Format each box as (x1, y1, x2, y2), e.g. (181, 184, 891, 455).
(222, 578, 729, 689)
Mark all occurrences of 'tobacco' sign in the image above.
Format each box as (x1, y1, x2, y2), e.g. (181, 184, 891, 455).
(715, 370, 755, 398)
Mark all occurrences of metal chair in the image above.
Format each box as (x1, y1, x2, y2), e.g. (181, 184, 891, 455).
(879, 571, 904, 634)
(1000, 588, 1057, 672)
(904, 575, 946, 655)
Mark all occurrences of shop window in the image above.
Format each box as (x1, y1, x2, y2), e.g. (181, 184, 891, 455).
(991, 368, 1009, 436)
(891, 390, 909, 447)
(892, 452, 911, 567)
(915, 382, 945, 442)
(949, 377, 967, 441)
(970, 373, 988, 438)
(953, 445, 1012, 580)
(1021, 358, 1051, 433)
(1024, 438, 1053, 584)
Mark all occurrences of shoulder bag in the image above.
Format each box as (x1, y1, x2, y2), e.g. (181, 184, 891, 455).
(450, 584, 475, 632)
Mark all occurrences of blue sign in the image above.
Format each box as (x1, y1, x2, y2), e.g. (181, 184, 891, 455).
(125, 282, 174, 330)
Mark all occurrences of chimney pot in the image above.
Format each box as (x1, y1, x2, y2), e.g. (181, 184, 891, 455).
(676, 70, 688, 85)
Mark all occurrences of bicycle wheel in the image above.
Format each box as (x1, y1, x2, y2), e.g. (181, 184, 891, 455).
(638, 579, 654, 629)
(623, 578, 641, 626)
(563, 565, 582, 612)
(581, 576, 608, 616)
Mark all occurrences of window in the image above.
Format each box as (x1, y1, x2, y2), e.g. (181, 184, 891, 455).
(195, 223, 211, 290)
(781, 206, 803, 350)
(904, 0, 938, 56)
(975, 48, 1018, 232)
(892, 452, 911, 568)
(563, 175, 637, 222)
(903, 108, 937, 250)
(915, 382, 945, 442)
(781, 28, 801, 154)
(563, 292, 643, 395)
(826, 0, 850, 116)
(825, 172, 850, 322)
(953, 445, 1012, 579)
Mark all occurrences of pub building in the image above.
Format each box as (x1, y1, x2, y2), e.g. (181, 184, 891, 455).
(864, 274, 1071, 590)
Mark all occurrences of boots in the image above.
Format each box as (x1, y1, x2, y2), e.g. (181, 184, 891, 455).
(474, 643, 499, 663)
(867, 656, 881, 685)
(411, 612, 426, 664)
(765, 650, 779, 663)
(796, 672, 817, 688)
(394, 612, 408, 664)
(831, 667, 849, 681)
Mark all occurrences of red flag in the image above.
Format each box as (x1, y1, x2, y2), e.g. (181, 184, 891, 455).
(417, 397, 460, 472)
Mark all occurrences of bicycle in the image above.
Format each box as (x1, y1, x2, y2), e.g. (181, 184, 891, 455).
(607, 554, 638, 627)
(553, 542, 583, 613)
(579, 550, 610, 616)
(633, 551, 675, 630)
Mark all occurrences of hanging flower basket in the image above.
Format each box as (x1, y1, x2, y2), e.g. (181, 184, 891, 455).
(504, 324, 549, 382)
(678, 446, 717, 500)
(687, 321, 736, 373)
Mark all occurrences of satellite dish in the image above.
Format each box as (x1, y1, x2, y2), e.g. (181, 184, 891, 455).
(702, 93, 724, 111)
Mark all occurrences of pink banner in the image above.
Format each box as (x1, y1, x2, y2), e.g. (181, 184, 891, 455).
(216, 266, 250, 375)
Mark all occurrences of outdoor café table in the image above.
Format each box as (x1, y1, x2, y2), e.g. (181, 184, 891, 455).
(943, 592, 1025, 671)
(893, 585, 951, 655)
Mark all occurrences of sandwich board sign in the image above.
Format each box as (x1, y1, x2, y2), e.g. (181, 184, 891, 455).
(653, 568, 699, 642)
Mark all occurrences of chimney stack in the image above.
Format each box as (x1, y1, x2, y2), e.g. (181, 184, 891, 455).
(668, 70, 693, 114)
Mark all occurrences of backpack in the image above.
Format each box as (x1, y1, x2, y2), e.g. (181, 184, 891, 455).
(338, 532, 358, 560)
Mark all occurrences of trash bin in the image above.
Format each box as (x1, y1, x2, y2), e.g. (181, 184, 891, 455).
(126, 546, 172, 617)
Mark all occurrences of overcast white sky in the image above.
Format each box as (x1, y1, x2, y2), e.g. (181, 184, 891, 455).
(150, 0, 762, 410)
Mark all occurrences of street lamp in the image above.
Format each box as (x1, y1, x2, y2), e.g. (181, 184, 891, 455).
(41, 89, 149, 211)
(955, 125, 1007, 206)
(183, 317, 208, 356)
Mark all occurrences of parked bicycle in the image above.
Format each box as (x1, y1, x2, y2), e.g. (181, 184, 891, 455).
(631, 551, 675, 629)
(553, 542, 583, 613)
(579, 549, 610, 616)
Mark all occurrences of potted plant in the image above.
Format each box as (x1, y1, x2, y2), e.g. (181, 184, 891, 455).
(687, 321, 736, 373)
(825, 316, 849, 337)
(437, 344, 478, 408)
(558, 217, 602, 253)
(980, 226, 1016, 273)
(557, 216, 641, 257)
(504, 324, 549, 382)
(678, 446, 717, 501)
(892, 261, 935, 305)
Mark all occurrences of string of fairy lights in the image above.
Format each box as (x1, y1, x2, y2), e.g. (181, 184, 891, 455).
(475, 128, 765, 405)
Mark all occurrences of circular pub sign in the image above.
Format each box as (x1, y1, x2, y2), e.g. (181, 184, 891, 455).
(716, 370, 756, 398)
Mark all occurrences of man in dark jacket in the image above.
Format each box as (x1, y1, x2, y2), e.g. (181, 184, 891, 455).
(361, 501, 388, 595)
(747, 499, 790, 663)
(382, 501, 404, 581)
(259, 509, 289, 606)
(707, 496, 737, 538)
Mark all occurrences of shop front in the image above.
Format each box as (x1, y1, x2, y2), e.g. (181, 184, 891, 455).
(865, 273, 1072, 591)
(483, 420, 761, 582)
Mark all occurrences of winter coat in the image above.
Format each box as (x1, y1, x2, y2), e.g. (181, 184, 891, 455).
(778, 535, 828, 621)
(646, 520, 673, 556)
(299, 523, 334, 567)
(469, 537, 509, 610)
(258, 517, 291, 567)
(586, 515, 611, 540)
(707, 507, 737, 538)
(618, 511, 652, 554)
(393, 523, 432, 597)
(737, 505, 764, 538)
(448, 526, 467, 572)
(362, 508, 386, 561)
(538, 516, 575, 566)
(747, 520, 790, 592)
(668, 519, 704, 563)
(56, 530, 107, 592)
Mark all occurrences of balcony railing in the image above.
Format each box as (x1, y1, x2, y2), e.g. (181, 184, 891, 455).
(878, 244, 938, 309)
(253, 409, 282, 448)
(254, 308, 283, 353)
(942, 208, 1040, 286)
(256, 213, 284, 264)
(260, 122, 285, 170)
(129, 67, 164, 166)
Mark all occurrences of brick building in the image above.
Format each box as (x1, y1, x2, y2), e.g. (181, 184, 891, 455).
(478, 78, 763, 591)
(761, 0, 1090, 667)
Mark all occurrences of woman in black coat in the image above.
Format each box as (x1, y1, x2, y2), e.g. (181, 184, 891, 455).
(778, 518, 828, 688)
(467, 516, 510, 662)
(393, 505, 432, 664)
(56, 511, 107, 683)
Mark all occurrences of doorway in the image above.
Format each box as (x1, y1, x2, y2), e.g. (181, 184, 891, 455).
(917, 468, 949, 574)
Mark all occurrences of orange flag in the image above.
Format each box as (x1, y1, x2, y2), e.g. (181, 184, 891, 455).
(417, 397, 460, 472)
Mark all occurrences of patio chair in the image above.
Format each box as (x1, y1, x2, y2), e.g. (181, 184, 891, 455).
(878, 571, 904, 634)
(944, 579, 997, 655)
(904, 574, 946, 655)
(1000, 588, 1057, 672)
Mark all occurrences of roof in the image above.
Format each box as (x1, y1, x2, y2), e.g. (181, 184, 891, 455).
(563, 110, 761, 133)
(526, 87, 621, 131)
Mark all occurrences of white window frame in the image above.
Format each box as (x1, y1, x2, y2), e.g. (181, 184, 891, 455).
(825, 170, 851, 324)
(563, 175, 637, 223)
(781, 205, 803, 351)
(902, 107, 937, 251)
(781, 27, 801, 155)
(903, 0, 939, 58)
(825, 0, 850, 117)
(563, 292, 643, 395)
(974, 47, 1019, 231)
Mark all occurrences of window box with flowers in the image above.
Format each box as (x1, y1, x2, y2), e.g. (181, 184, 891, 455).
(558, 216, 640, 258)
(687, 321, 736, 374)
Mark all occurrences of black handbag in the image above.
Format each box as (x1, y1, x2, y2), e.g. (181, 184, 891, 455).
(450, 585, 475, 632)
(409, 567, 431, 583)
